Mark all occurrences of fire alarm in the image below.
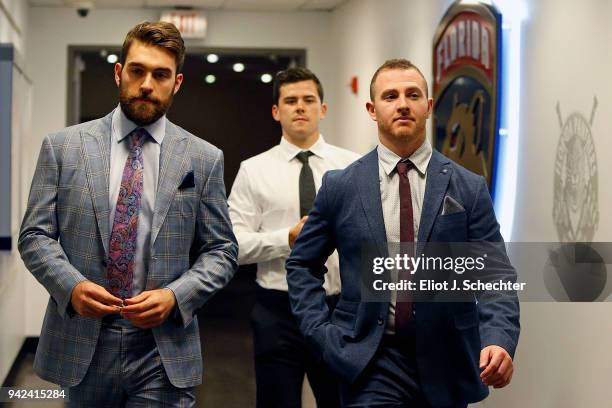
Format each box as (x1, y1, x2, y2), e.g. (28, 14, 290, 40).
(350, 76, 358, 94)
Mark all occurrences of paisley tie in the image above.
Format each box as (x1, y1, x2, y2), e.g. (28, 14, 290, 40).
(107, 128, 148, 299)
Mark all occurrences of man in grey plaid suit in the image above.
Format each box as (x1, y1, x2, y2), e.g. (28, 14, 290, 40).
(18, 22, 238, 407)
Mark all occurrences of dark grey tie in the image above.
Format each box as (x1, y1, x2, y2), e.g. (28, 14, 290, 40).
(296, 151, 315, 217)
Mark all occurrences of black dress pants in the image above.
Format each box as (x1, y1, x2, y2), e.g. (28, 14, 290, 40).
(251, 286, 340, 408)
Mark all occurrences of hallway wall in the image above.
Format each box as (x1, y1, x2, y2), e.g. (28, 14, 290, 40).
(327, 0, 453, 154)
(0, 0, 30, 385)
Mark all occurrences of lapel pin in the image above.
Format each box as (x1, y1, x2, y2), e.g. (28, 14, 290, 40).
(442, 168, 448, 174)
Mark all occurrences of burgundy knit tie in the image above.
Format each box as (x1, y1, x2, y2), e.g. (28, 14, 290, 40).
(395, 160, 414, 334)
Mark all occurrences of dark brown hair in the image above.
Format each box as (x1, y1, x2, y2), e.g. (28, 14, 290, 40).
(272, 67, 324, 104)
(121, 21, 186, 73)
(369, 59, 428, 100)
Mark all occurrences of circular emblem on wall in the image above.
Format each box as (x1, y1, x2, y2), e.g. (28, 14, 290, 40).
(553, 98, 599, 242)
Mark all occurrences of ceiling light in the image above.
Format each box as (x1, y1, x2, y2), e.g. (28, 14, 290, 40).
(205, 74, 216, 84)
(206, 54, 219, 63)
(260, 73, 272, 83)
(106, 54, 118, 64)
(233, 63, 245, 73)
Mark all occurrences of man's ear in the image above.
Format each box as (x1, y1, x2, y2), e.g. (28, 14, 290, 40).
(366, 101, 377, 121)
(272, 104, 280, 122)
(173, 73, 184, 95)
(427, 97, 433, 119)
(320, 102, 328, 119)
(114, 63, 122, 87)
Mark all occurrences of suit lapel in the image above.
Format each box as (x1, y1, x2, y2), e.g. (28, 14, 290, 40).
(417, 150, 452, 247)
(82, 113, 113, 256)
(151, 121, 189, 246)
(356, 149, 389, 257)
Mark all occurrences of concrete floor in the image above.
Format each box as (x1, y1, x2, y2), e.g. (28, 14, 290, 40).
(5, 269, 316, 407)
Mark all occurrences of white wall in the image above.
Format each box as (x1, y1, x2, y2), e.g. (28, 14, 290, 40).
(501, 0, 612, 406)
(327, 0, 612, 406)
(0, 0, 29, 384)
(327, 0, 453, 154)
(0, 0, 26, 53)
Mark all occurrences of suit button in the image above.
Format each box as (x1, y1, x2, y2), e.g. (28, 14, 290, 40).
(377, 317, 384, 326)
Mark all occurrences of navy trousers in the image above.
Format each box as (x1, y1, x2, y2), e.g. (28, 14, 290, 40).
(340, 336, 468, 408)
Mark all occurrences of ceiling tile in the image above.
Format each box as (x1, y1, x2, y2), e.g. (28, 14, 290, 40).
(300, 0, 346, 11)
(28, 0, 65, 6)
(223, 0, 306, 12)
(85, 0, 147, 7)
(29, 0, 345, 11)
(145, 0, 225, 7)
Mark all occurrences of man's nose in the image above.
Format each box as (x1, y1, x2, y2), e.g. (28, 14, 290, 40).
(296, 99, 305, 112)
(397, 95, 410, 111)
(140, 73, 154, 92)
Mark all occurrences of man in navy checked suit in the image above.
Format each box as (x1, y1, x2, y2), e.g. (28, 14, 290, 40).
(19, 22, 238, 407)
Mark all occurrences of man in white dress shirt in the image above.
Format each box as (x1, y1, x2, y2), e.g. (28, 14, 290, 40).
(228, 67, 359, 407)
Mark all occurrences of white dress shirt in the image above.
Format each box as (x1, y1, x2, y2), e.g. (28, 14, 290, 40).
(109, 106, 166, 295)
(377, 139, 432, 333)
(228, 135, 360, 294)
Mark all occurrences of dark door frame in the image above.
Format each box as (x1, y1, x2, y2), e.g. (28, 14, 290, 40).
(66, 45, 306, 126)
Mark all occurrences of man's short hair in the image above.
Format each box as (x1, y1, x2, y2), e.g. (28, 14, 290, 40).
(121, 21, 186, 74)
(369, 59, 429, 100)
(272, 67, 324, 104)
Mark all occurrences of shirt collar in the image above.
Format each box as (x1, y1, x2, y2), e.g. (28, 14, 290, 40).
(279, 134, 328, 162)
(377, 139, 432, 176)
(112, 105, 166, 145)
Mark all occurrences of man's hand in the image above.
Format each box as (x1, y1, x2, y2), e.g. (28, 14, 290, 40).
(289, 216, 308, 249)
(70, 281, 123, 318)
(480, 345, 514, 388)
(120, 288, 177, 329)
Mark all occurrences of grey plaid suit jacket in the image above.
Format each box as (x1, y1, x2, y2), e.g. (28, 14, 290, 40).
(18, 111, 238, 388)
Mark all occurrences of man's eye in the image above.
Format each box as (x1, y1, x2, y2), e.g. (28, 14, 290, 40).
(154, 72, 170, 79)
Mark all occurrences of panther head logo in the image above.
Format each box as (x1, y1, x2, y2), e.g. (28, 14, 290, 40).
(441, 90, 488, 178)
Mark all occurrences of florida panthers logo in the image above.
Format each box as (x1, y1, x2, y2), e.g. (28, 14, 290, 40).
(433, 0, 501, 193)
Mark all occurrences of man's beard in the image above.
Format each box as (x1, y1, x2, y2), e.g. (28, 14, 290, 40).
(378, 118, 422, 141)
(118, 81, 174, 126)
(378, 120, 410, 141)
